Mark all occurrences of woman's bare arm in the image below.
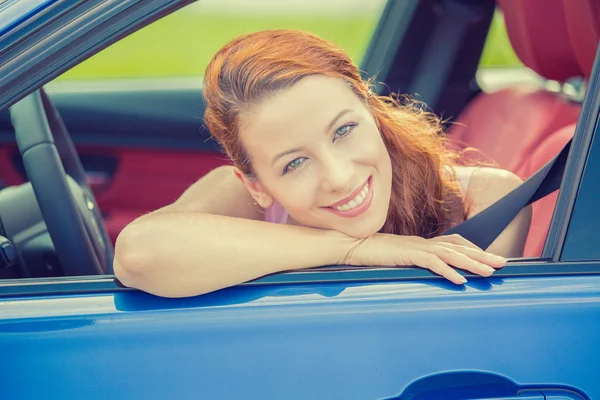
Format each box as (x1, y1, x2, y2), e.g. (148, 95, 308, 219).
(154, 165, 264, 220)
(114, 166, 355, 297)
(114, 166, 507, 298)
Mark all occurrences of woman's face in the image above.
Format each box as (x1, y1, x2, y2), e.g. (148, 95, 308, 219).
(238, 75, 393, 238)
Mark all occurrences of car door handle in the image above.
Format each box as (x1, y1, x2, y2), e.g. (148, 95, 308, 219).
(386, 371, 587, 400)
(472, 396, 543, 400)
(470, 395, 582, 400)
(468, 395, 544, 400)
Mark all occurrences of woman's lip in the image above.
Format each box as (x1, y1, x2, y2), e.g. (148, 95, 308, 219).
(324, 177, 373, 218)
(326, 178, 370, 208)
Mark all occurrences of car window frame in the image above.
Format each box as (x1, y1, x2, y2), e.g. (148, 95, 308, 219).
(552, 46, 600, 261)
(0, 0, 59, 37)
(0, 0, 197, 111)
(1, 0, 600, 299)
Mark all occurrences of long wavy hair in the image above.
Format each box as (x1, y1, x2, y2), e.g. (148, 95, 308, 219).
(203, 30, 467, 238)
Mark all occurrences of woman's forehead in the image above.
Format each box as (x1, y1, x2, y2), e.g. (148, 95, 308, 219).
(239, 76, 362, 156)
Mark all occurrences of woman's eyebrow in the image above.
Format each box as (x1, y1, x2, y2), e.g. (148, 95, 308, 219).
(271, 109, 353, 166)
(272, 147, 303, 166)
(325, 109, 352, 133)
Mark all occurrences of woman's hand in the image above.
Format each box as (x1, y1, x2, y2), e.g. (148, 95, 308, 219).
(344, 233, 506, 284)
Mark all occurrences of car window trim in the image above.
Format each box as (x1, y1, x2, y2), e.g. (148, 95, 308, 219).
(0, 0, 195, 112)
(542, 45, 600, 260)
(0, 0, 59, 37)
(2, 261, 600, 298)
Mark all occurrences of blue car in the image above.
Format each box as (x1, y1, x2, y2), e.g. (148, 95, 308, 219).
(1, 0, 599, 398)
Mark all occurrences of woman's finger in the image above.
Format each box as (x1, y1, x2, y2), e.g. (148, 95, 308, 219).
(410, 251, 467, 285)
(431, 245, 496, 277)
(436, 242, 507, 269)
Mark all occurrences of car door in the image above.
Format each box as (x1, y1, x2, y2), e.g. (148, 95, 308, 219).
(1, 0, 600, 399)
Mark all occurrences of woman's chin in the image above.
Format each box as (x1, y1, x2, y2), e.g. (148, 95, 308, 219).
(292, 212, 385, 238)
(333, 219, 384, 239)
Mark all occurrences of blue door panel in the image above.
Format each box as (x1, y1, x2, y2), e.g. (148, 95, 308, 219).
(1, 275, 599, 399)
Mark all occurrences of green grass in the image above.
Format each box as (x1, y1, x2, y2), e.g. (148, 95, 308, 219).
(479, 11, 522, 67)
(59, 12, 377, 80)
(58, 10, 521, 81)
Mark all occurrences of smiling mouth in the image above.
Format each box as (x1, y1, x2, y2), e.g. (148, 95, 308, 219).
(322, 176, 373, 218)
(327, 180, 370, 211)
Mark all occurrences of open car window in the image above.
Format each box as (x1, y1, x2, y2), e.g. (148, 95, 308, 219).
(0, 0, 598, 291)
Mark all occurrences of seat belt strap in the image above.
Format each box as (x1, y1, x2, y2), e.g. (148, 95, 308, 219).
(444, 139, 572, 249)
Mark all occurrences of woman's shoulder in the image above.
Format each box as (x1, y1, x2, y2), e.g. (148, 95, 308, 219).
(459, 166, 532, 258)
(445, 165, 480, 198)
(165, 165, 264, 220)
(460, 166, 523, 217)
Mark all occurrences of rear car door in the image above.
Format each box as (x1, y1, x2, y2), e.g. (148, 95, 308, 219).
(1, 1, 600, 399)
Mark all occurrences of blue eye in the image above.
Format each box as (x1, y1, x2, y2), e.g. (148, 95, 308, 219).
(334, 123, 356, 140)
(283, 157, 305, 174)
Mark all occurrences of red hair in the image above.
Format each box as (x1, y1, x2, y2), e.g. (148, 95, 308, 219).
(203, 30, 467, 238)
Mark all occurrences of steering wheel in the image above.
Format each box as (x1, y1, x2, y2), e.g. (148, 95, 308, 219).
(8, 89, 113, 276)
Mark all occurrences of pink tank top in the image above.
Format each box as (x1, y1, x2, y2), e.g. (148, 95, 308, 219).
(263, 201, 289, 224)
(263, 166, 478, 224)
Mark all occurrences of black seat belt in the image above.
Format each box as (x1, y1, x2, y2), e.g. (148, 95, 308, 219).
(444, 140, 572, 250)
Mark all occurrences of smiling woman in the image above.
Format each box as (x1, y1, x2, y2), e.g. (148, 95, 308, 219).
(113, 29, 529, 298)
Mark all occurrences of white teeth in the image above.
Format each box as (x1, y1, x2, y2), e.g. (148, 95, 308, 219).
(334, 182, 370, 211)
(360, 186, 368, 198)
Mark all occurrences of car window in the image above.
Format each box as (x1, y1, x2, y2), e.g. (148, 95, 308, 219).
(476, 8, 584, 99)
(476, 9, 534, 92)
(57, 0, 388, 81)
(0, 0, 591, 288)
(479, 9, 521, 69)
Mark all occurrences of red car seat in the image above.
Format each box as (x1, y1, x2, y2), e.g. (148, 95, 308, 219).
(449, 0, 599, 257)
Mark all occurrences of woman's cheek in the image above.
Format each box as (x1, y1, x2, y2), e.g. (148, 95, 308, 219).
(353, 128, 385, 161)
(279, 177, 318, 213)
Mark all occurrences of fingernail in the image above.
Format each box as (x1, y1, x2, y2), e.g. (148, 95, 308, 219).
(483, 266, 495, 274)
(458, 276, 467, 284)
(492, 255, 507, 264)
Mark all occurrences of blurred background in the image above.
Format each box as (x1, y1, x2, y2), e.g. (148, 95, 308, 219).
(57, 0, 522, 81)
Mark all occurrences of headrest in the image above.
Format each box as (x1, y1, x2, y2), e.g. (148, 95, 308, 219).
(498, 0, 582, 81)
(563, 0, 600, 78)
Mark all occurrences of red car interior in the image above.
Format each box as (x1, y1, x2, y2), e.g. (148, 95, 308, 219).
(86, 147, 229, 244)
(0, 143, 230, 245)
(450, 0, 599, 257)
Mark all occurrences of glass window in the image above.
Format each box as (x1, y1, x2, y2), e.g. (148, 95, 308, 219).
(479, 10, 521, 69)
(476, 10, 537, 93)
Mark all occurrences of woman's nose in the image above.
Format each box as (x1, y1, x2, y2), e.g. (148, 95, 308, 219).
(320, 156, 354, 193)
